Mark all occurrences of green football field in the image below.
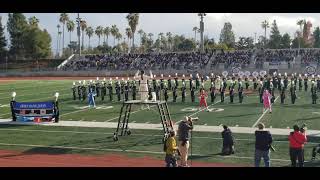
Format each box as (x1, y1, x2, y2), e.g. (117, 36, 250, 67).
(0, 79, 320, 167)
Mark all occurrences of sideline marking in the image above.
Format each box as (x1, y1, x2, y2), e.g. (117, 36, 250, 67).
(252, 96, 279, 128)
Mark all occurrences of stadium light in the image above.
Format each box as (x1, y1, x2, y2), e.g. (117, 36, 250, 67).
(198, 13, 206, 53)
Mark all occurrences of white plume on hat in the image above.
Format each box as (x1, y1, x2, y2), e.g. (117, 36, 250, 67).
(190, 74, 192, 77)
(78, 80, 81, 84)
(182, 74, 185, 78)
(97, 77, 99, 81)
(161, 74, 163, 78)
(127, 77, 130, 80)
(299, 74, 302, 77)
(278, 73, 281, 76)
(90, 79, 93, 83)
(12, 92, 16, 98)
(116, 77, 118, 80)
(168, 75, 171, 78)
(103, 78, 106, 81)
(312, 75, 315, 78)
(73, 82, 76, 86)
(83, 80, 86, 84)
(305, 74, 307, 77)
(284, 72, 287, 76)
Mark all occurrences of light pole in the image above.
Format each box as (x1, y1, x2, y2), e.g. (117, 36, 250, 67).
(198, 13, 206, 53)
(76, 13, 81, 56)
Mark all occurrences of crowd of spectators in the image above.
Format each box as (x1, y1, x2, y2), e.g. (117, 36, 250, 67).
(61, 52, 214, 71)
(60, 49, 320, 71)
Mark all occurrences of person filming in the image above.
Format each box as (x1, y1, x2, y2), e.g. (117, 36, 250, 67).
(288, 124, 307, 167)
(177, 116, 198, 167)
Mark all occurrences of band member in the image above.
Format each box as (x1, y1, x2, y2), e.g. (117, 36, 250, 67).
(229, 81, 235, 103)
(210, 73, 215, 83)
(317, 75, 320, 91)
(173, 85, 177, 102)
(195, 73, 200, 90)
(298, 74, 303, 91)
(199, 89, 209, 111)
(160, 74, 164, 90)
(72, 82, 76, 100)
(220, 80, 226, 103)
(168, 75, 172, 90)
(270, 81, 275, 103)
(115, 81, 121, 101)
(181, 82, 186, 103)
(148, 83, 153, 101)
(191, 83, 196, 103)
(95, 77, 100, 97)
(294, 73, 298, 89)
(210, 82, 216, 103)
(290, 81, 296, 104)
(120, 78, 125, 95)
(277, 73, 282, 92)
(280, 81, 286, 104)
(238, 81, 244, 103)
(101, 81, 106, 101)
(304, 74, 308, 91)
(253, 77, 258, 90)
(155, 82, 160, 101)
(182, 74, 186, 85)
(245, 77, 249, 90)
(174, 73, 179, 88)
(284, 73, 288, 89)
(262, 89, 272, 114)
(107, 80, 113, 101)
(82, 80, 87, 101)
(189, 74, 193, 90)
(77, 81, 82, 101)
(311, 81, 317, 104)
(258, 81, 263, 103)
(124, 81, 129, 101)
(132, 80, 137, 100)
(163, 83, 169, 102)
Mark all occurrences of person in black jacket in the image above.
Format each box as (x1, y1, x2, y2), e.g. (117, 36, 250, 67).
(221, 125, 235, 155)
(254, 123, 273, 167)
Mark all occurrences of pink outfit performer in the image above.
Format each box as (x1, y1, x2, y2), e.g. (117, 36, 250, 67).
(262, 89, 272, 113)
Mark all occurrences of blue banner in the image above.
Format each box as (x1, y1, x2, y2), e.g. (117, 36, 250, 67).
(14, 102, 54, 110)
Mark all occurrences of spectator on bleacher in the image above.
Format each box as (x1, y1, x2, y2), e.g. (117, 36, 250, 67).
(254, 122, 273, 167)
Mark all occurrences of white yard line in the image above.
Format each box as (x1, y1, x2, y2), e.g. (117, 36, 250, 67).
(252, 95, 280, 128)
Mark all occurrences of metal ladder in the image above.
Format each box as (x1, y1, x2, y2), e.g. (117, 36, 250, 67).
(113, 103, 132, 141)
(157, 102, 174, 142)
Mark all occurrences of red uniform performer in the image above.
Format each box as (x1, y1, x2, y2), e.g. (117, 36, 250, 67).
(199, 89, 209, 111)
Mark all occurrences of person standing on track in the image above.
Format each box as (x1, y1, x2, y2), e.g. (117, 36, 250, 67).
(198, 89, 209, 112)
(289, 124, 307, 167)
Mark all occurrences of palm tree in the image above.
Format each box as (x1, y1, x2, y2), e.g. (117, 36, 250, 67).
(297, 19, 306, 50)
(166, 32, 172, 51)
(126, 13, 140, 51)
(95, 26, 104, 46)
(57, 24, 61, 55)
(58, 31, 62, 55)
(28, 16, 39, 27)
(138, 29, 144, 47)
(66, 20, 75, 44)
(111, 25, 119, 46)
(86, 26, 94, 48)
(80, 20, 87, 49)
(192, 27, 198, 42)
(261, 20, 270, 45)
(103, 27, 110, 46)
(59, 13, 69, 53)
(125, 27, 132, 49)
(148, 33, 153, 40)
(115, 32, 122, 45)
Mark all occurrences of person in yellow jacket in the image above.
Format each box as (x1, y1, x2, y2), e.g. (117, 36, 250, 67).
(165, 130, 178, 167)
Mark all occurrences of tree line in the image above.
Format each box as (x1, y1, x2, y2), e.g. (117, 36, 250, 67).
(1, 14, 320, 62)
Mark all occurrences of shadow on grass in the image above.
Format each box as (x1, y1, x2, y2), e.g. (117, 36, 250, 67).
(304, 160, 320, 167)
(22, 147, 73, 155)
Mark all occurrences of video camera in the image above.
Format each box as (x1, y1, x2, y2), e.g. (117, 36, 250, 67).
(300, 123, 307, 133)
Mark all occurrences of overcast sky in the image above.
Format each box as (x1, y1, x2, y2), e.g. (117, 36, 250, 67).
(0, 13, 320, 53)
